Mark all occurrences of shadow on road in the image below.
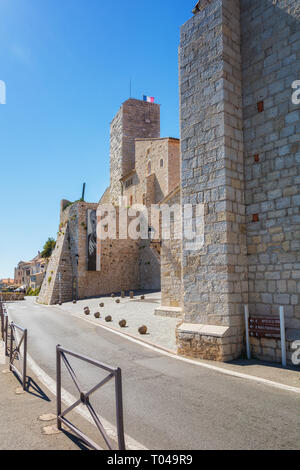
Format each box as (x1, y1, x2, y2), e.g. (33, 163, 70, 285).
(61, 429, 93, 451)
(26, 376, 51, 402)
(230, 358, 300, 373)
(11, 369, 51, 402)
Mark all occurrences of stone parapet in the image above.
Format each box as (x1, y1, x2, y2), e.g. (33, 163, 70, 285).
(176, 323, 244, 362)
(155, 306, 183, 319)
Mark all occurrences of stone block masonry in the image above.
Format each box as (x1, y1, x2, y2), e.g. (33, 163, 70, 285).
(130, 138, 180, 205)
(39, 200, 142, 304)
(177, 0, 300, 365)
(178, 0, 247, 361)
(38, 200, 98, 305)
(155, 187, 183, 318)
(38, 224, 73, 305)
(241, 0, 300, 339)
(95, 206, 141, 296)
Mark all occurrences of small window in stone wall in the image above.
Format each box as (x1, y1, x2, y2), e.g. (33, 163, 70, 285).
(148, 161, 151, 175)
(130, 195, 133, 206)
(160, 159, 164, 168)
(125, 178, 133, 189)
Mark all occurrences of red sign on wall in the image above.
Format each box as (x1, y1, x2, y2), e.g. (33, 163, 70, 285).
(249, 317, 281, 339)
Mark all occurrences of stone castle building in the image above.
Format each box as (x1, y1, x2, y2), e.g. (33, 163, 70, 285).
(39, 98, 181, 306)
(39, 0, 299, 366)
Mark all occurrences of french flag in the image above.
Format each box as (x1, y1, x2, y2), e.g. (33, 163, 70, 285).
(143, 95, 155, 103)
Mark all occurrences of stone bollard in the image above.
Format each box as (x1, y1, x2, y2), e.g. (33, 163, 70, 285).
(94, 312, 100, 319)
(130, 291, 134, 299)
(116, 299, 120, 304)
(141, 295, 145, 300)
(138, 326, 147, 335)
(105, 316, 112, 323)
(119, 320, 127, 328)
(121, 291, 125, 299)
(99, 303, 104, 308)
(111, 293, 115, 298)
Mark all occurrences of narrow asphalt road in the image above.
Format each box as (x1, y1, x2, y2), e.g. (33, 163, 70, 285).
(6, 298, 300, 450)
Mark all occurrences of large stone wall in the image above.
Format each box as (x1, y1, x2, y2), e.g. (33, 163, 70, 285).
(139, 241, 161, 291)
(176, 0, 299, 364)
(155, 187, 183, 319)
(168, 140, 181, 195)
(89, 239, 140, 297)
(123, 138, 180, 206)
(97, 206, 142, 294)
(38, 226, 73, 305)
(39, 200, 142, 304)
(177, 0, 247, 361)
(110, 107, 123, 206)
(136, 139, 170, 204)
(241, 0, 300, 363)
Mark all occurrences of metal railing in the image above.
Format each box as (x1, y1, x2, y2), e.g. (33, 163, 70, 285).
(9, 322, 28, 390)
(0, 301, 10, 357)
(0, 301, 5, 340)
(56, 345, 126, 451)
(4, 315, 9, 357)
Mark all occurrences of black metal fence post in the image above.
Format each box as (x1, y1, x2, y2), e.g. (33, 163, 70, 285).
(9, 322, 28, 390)
(56, 345, 62, 430)
(9, 323, 13, 371)
(22, 329, 27, 390)
(115, 367, 126, 451)
(4, 315, 8, 356)
(0, 301, 4, 340)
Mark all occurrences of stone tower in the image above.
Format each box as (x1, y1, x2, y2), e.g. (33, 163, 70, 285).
(110, 98, 160, 205)
(177, 0, 247, 361)
(177, 0, 300, 364)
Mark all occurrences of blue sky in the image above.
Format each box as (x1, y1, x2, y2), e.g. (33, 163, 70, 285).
(0, 0, 195, 278)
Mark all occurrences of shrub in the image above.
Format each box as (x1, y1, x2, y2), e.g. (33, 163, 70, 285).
(41, 238, 56, 259)
(26, 287, 40, 296)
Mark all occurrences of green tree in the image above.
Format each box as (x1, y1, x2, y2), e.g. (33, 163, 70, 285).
(41, 237, 56, 259)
